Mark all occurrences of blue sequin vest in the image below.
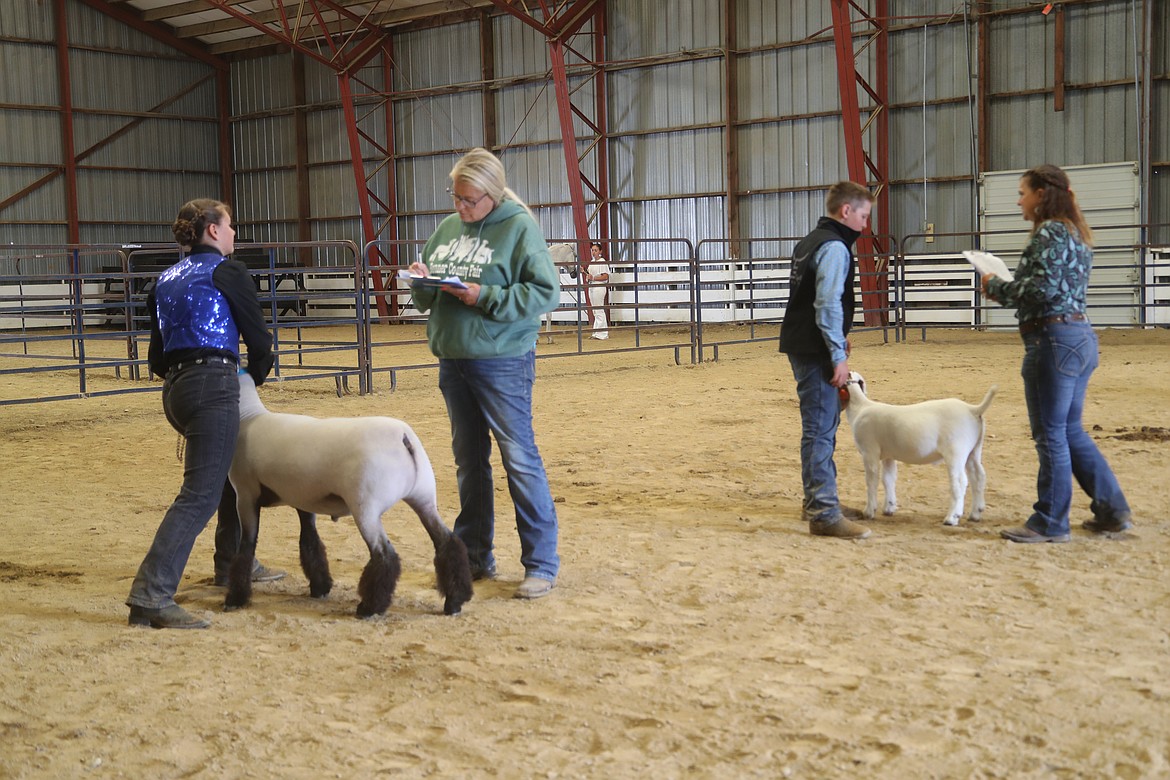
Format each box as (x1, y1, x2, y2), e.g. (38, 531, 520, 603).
(155, 253, 240, 355)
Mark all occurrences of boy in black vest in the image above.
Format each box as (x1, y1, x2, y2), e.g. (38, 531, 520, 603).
(779, 181, 875, 539)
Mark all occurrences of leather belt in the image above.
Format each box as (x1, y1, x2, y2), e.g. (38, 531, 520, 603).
(167, 355, 237, 376)
(1019, 312, 1088, 335)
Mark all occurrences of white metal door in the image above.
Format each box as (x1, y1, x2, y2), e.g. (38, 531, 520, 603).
(977, 162, 1140, 327)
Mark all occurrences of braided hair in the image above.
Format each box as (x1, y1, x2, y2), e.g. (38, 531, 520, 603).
(172, 198, 230, 248)
(1021, 164, 1093, 246)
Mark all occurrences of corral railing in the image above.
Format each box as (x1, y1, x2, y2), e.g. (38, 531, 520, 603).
(3, 228, 1168, 405)
(359, 238, 700, 392)
(895, 222, 1170, 342)
(693, 236, 897, 361)
(2, 240, 362, 405)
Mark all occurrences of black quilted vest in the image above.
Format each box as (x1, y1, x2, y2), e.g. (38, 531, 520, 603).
(778, 216, 859, 359)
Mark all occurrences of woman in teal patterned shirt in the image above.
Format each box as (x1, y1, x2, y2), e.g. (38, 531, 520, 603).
(982, 164, 1132, 543)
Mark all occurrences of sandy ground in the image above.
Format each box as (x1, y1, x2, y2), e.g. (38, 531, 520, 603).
(1, 325, 1169, 779)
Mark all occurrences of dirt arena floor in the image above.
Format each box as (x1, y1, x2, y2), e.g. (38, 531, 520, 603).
(1, 325, 1168, 778)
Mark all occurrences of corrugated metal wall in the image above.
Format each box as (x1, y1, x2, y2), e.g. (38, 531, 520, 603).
(1, 0, 221, 258)
(1150, 0, 1168, 246)
(988, 5, 1138, 169)
(1, 0, 1164, 261)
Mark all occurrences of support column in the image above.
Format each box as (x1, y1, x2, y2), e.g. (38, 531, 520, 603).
(293, 53, 313, 254)
(53, 0, 79, 243)
(489, 0, 608, 261)
(217, 69, 234, 208)
(480, 11, 498, 150)
(339, 73, 390, 316)
(724, 0, 741, 256)
(977, 2, 990, 173)
(830, 0, 890, 326)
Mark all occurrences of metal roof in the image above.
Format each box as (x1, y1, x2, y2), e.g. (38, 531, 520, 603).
(95, 0, 494, 57)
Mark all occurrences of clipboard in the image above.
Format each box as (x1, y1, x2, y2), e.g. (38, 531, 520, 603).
(397, 270, 468, 289)
(962, 250, 1014, 282)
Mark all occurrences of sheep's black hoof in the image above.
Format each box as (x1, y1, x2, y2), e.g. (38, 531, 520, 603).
(308, 580, 332, 599)
(443, 597, 463, 616)
(223, 594, 249, 611)
(355, 602, 384, 619)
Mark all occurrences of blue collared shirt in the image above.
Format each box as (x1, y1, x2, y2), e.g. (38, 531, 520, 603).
(813, 240, 850, 365)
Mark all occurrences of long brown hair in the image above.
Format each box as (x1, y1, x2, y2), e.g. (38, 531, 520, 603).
(172, 198, 230, 248)
(1021, 164, 1093, 246)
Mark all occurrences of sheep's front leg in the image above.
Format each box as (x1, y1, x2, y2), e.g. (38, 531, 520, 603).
(881, 459, 899, 516)
(297, 509, 332, 598)
(862, 451, 882, 519)
(353, 512, 400, 618)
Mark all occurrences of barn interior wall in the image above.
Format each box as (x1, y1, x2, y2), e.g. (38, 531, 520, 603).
(1, 1, 222, 257)
(0, 0, 1165, 259)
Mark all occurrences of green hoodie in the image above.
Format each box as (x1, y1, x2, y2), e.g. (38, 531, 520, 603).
(413, 199, 560, 359)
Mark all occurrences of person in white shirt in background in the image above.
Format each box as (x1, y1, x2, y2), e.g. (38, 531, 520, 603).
(585, 241, 610, 340)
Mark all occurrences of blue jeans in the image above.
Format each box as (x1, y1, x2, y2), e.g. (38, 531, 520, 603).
(439, 352, 559, 581)
(1021, 322, 1130, 536)
(788, 353, 844, 522)
(126, 362, 240, 609)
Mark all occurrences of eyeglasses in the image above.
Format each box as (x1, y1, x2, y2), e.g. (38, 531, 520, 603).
(447, 188, 489, 209)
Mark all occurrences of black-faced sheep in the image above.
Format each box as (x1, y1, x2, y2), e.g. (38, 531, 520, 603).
(225, 373, 473, 617)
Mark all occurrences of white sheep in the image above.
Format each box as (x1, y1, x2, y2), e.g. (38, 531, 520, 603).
(842, 371, 996, 526)
(224, 373, 473, 617)
(544, 243, 579, 342)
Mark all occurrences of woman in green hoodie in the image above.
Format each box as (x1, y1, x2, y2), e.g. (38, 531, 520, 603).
(409, 148, 561, 600)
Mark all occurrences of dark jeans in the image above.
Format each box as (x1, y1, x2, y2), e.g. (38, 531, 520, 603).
(1021, 322, 1130, 536)
(788, 353, 844, 522)
(126, 362, 239, 609)
(439, 352, 559, 582)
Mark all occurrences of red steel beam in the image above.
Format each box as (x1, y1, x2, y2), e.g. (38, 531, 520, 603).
(548, 38, 592, 267)
(831, 1, 867, 189)
(380, 45, 401, 310)
(830, 0, 889, 326)
(544, 0, 603, 37)
(198, 0, 383, 71)
(488, 0, 607, 260)
(338, 72, 391, 317)
(591, 3, 609, 250)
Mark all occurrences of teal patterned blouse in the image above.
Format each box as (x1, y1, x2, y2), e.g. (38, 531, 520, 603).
(985, 220, 1091, 323)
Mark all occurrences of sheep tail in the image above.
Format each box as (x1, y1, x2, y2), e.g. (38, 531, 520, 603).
(975, 385, 998, 416)
(402, 432, 422, 487)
